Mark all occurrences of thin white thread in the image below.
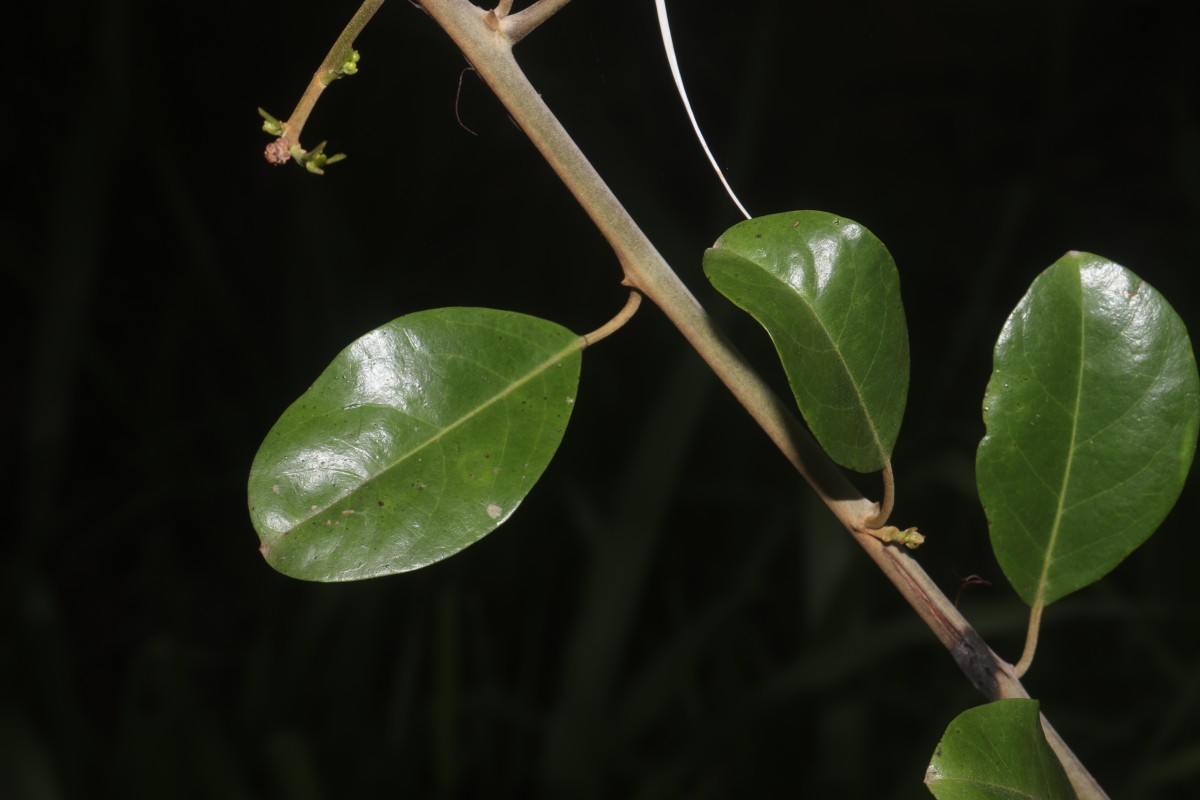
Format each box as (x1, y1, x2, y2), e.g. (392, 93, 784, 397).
(654, 0, 751, 219)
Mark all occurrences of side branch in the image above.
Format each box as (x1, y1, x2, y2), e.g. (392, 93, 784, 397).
(263, 0, 386, 171)
(501, 0, 575, 45)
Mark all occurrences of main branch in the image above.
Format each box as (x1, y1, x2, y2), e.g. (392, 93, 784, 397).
(405, 2, 1105, 796)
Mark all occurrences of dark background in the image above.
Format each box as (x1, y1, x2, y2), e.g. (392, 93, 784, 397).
(7, 0, 1199, 797)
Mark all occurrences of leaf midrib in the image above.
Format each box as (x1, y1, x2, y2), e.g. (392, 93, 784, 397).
(1034, 280, 1086, 606)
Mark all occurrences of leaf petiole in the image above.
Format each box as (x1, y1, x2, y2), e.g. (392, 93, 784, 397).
(582, 291, 642, 347)
(864, 459, 896, 529)
(1013, 601, 1044, 678)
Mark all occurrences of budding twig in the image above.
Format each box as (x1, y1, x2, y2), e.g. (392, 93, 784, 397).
(260, 0, 386, 173)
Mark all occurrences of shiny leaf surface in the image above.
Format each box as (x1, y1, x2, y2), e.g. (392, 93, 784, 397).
(925, 699, 1075, 800)
(977, 253, 1199, 606)
(703, 211, 909, 472)
(249, 308, 583, 581)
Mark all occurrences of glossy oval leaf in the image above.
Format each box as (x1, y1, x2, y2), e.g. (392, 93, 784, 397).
(977, 253, 1199, 607)
(248, 308, 583, 582)
(703, 210, 909, 472)
(925, 699, 1075, 800)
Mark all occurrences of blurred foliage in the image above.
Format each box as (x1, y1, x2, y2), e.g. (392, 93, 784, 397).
(6, 0, 1199, 797)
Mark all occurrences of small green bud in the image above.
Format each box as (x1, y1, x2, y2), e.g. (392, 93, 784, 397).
(258, 107, 284, 136)
(866, 525, 925, 550)
(296, 141, 346, 175)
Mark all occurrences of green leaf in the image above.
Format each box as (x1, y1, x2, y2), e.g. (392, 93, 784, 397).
(248, 308, 583, 582)
(703, 210, 909, 472)
(977, 253, 1200, 606)
(925, 699, 1075, 800)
